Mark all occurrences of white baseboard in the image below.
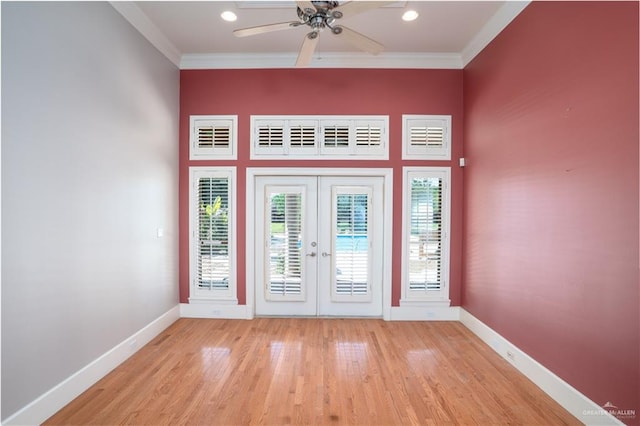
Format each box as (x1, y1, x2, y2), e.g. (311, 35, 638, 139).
(180, 302, 252, 319)
(4, 304, 624, 426)
(180, 302, 459, 321)
(3, 305, 181, 426)
(389, 305, 460, 321)
(459, 309, 624, 426)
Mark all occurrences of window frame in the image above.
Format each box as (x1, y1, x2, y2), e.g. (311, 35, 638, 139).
(189, 115, 238, 160)
(250, 115, 389, 160)
(400, 166, 451, 307)
(189, 167, 238, 303)
(402, 115, 452, 160)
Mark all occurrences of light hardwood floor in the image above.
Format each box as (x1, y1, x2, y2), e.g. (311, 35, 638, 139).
(45, 318, 580, 425)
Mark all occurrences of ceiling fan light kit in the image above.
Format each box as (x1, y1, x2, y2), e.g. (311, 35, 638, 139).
(232, 1, 395, 67)
(220, 11, 237, 22)
(402, 10, 419, 22)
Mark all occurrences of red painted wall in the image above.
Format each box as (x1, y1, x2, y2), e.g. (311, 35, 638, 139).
(180, 69, 464, 307)
(463, 1, 639, 420)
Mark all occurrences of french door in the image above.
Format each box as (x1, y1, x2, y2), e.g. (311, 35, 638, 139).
(255, 175, 383, 316)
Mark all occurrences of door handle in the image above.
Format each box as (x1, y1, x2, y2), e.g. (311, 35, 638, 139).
(322, 252, 331, 257)
(306, 252, 317, 257)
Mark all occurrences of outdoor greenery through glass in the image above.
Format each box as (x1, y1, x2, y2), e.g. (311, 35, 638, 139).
(197, 177, 230, 289)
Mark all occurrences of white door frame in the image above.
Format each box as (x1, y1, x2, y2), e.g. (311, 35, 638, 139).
(246, 167, 393, 320)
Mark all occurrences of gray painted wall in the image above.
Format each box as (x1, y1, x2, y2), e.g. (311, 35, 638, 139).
(1, 2, 179, 419)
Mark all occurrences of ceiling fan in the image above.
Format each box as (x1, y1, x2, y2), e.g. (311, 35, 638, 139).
(233, 1, 395, 67)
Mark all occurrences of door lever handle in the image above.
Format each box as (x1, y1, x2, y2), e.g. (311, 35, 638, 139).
(322, 252, 331, 257)
(306, 252, 317, 257)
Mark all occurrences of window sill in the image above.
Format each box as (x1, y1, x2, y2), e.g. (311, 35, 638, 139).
(399, 299, 451, 308)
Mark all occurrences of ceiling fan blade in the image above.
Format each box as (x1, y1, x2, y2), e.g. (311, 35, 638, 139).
(296, 32, 320, 67)
(332, 1, 396, 19)
(334, 25, 384, 55)
(233, 21, 301, 38)
(296, 0, 316, 13)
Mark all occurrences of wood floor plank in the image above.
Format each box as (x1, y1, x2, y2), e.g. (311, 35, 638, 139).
(44, 318, 580, 425)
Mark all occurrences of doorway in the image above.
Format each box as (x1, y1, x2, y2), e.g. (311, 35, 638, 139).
(252, 173, 387, 317)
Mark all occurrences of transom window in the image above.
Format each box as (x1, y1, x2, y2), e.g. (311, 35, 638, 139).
(402, 115, 451, 160)
(251, 115, 388, 160)
(189, 115, 237, 160)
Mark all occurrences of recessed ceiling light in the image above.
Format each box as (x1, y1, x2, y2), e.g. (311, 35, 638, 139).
(221, 11, 237, 22)
(402, 10, 419, 22)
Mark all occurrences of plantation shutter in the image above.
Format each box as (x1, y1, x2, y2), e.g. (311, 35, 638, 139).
(197, 126, 230, 149)
(410, 125, 443, 147)
(408, 175, 444, 293)
(189, 167, 237, 303)
(331, 186, 373, 302)
(197, 177, 230, 291)
(190, 116, 237, 159)
(266, 188, 306, 301)
(251, 115, 388, 159)
(354, 119, 385, 155)
(321, 120, 351, 154)
(402, 115, 451, 160)
(258, 126, 284, 147)
(287, 119, 318, 155)
(355, 125, 382, 147)
(252, 118, 286, 156)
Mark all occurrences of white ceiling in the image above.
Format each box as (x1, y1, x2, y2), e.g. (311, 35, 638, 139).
(111, 1, 530, 69)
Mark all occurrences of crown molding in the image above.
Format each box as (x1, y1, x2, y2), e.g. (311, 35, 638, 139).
(109, 1, 182, 67)
(180, 52, 463, 70)
(461, 1, 531, 67)
(112, 1, 528, 71)
(235, 1, 408, 9)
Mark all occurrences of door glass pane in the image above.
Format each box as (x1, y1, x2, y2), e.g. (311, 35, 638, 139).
(335, 193, 369, 295)
(268, 191, 303, 295)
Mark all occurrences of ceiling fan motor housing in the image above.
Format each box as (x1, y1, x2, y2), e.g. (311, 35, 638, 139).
(297, 1, 341, 31)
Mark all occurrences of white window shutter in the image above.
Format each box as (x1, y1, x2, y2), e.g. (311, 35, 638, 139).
(287, 119, 318, 155)
(189, 167, 237, 303)
(196, 177, 230, 291)
(251, 115, 388, 160)
(402, 115, 451, 160)
(354, 119, 386, 155)
(400, 167, 451, 307)
(252, 118, 286, 156)
(320, 119, 351, 155)
(190, 116, 237, 160)
(331, 187, 373, 303)
(265, 189, 305, 301)
(408, 177, 443, 291)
